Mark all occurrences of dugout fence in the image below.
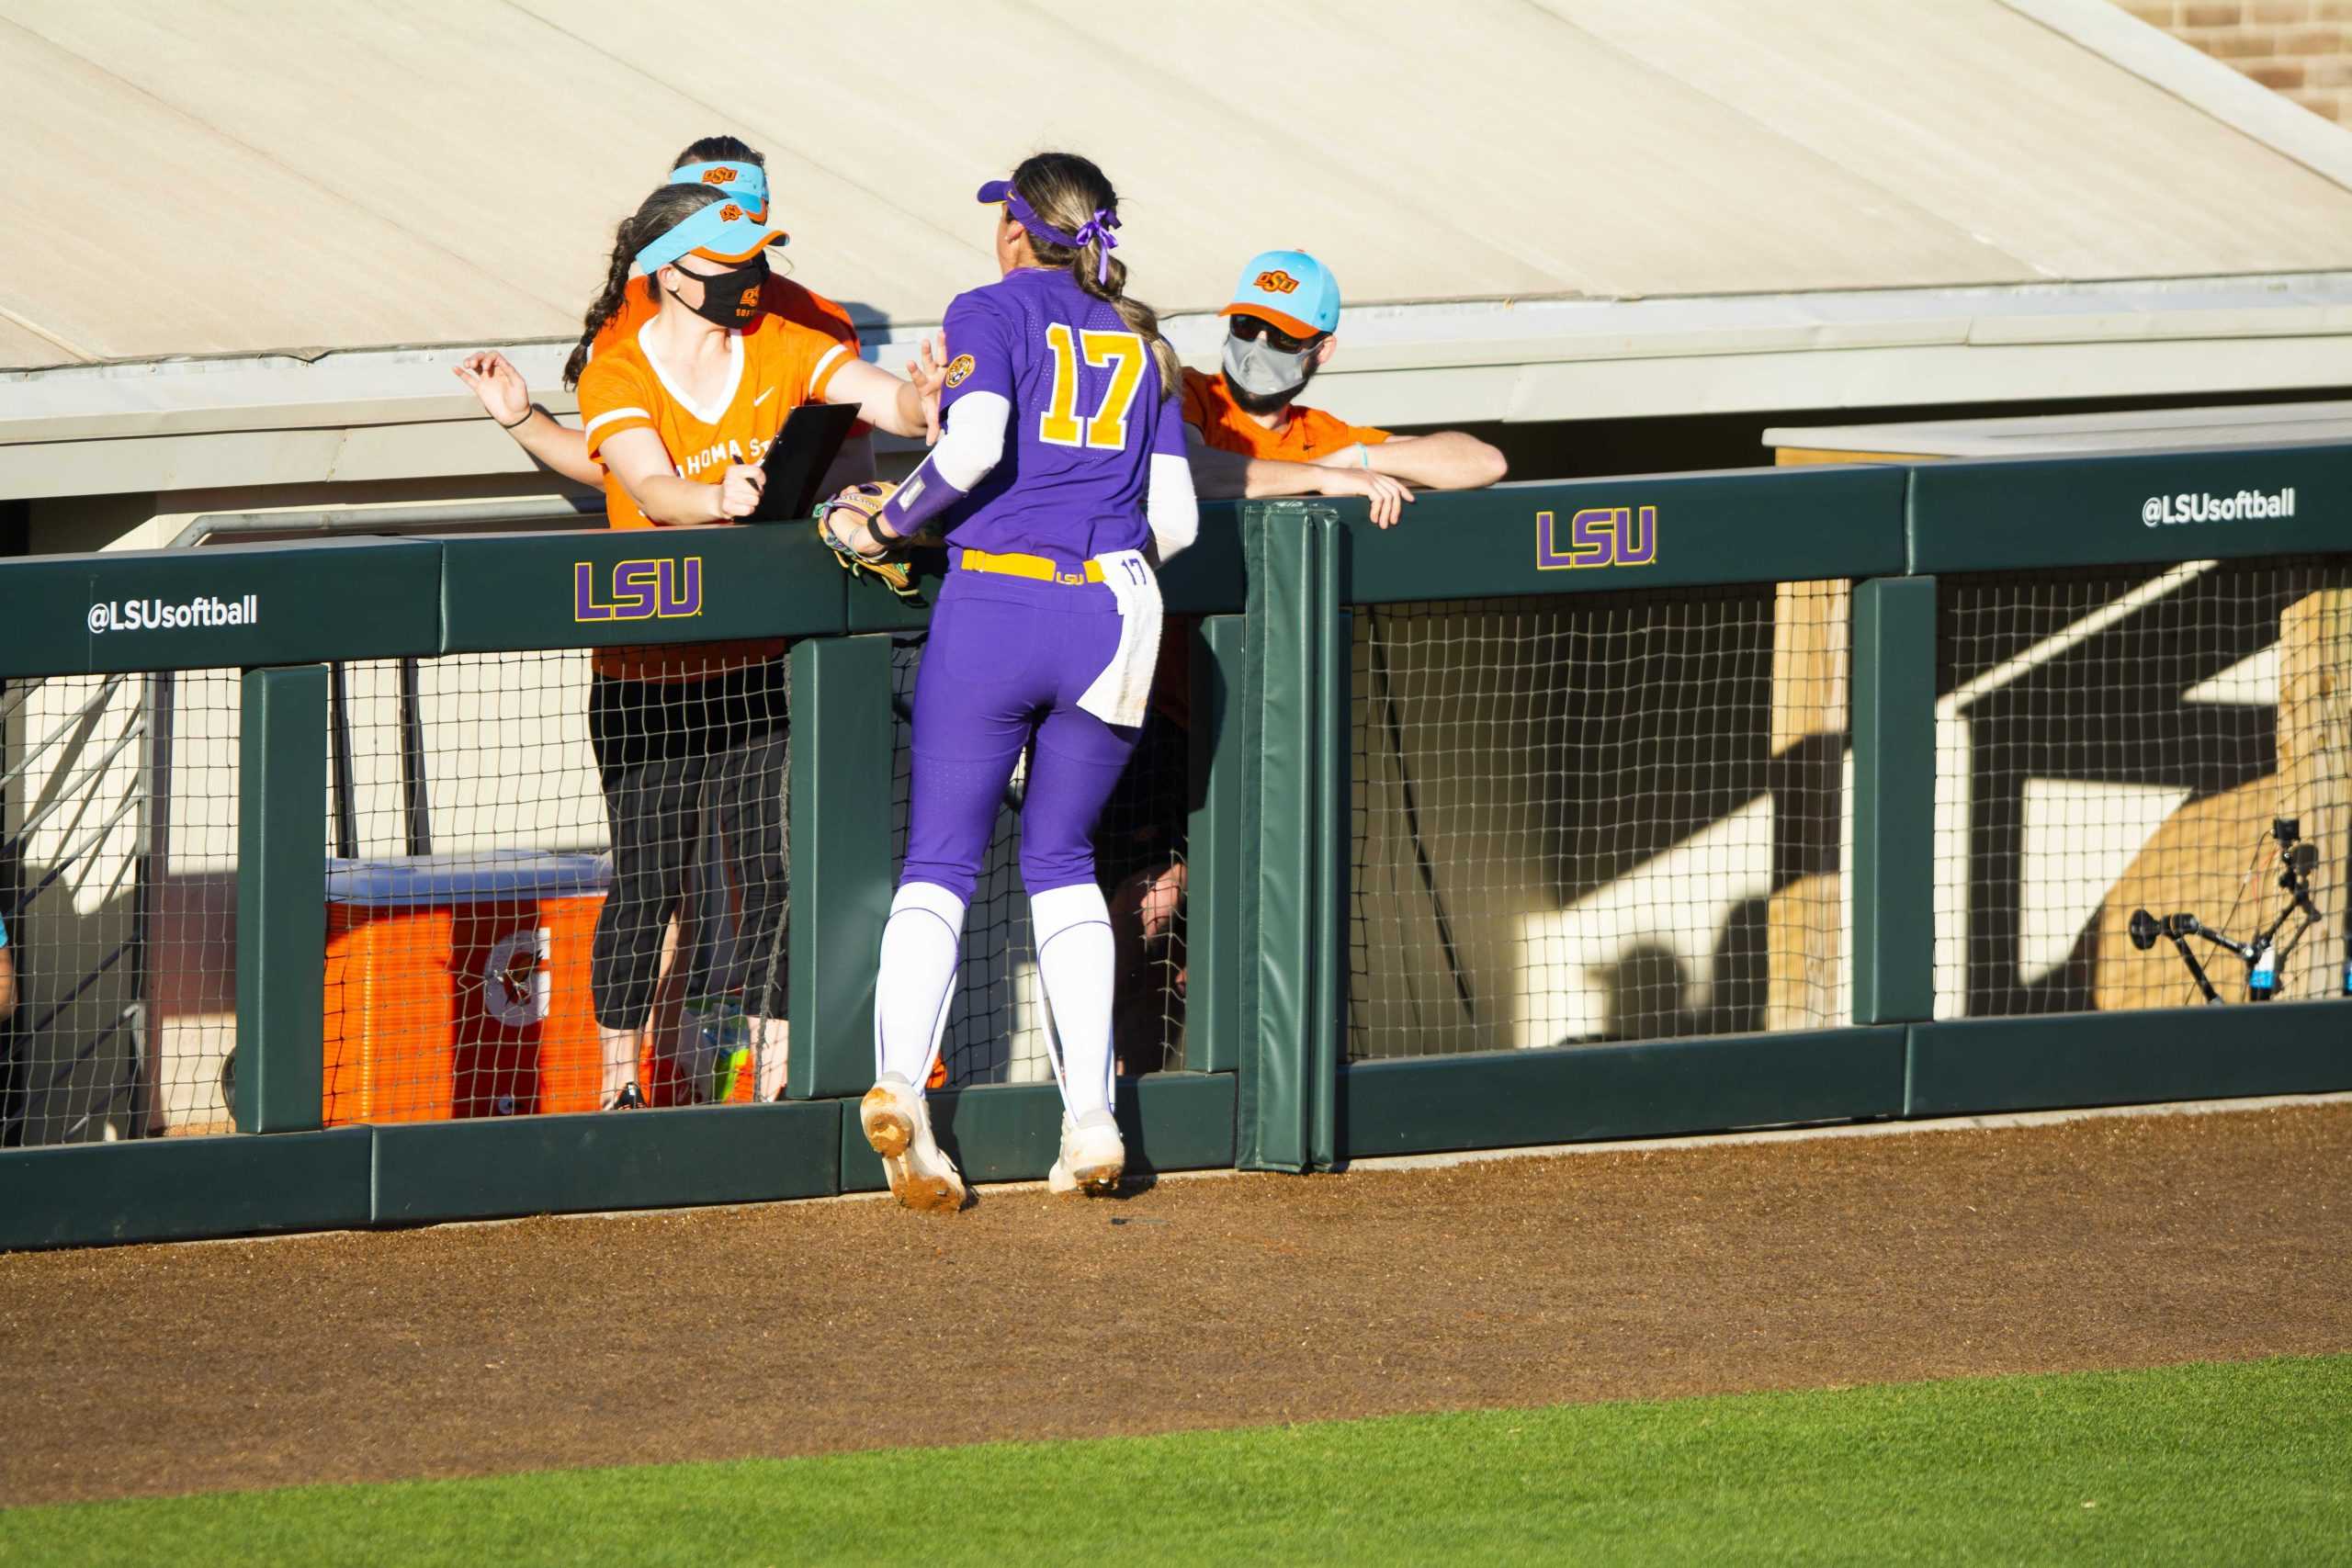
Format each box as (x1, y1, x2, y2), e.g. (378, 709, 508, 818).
(2, 446, 2346, 1247)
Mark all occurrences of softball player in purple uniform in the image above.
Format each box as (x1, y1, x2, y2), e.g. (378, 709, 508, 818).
(829, 152, 1198, 1211)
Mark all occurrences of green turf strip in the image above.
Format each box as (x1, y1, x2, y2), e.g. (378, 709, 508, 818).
(3, 1356, 2346, 1567)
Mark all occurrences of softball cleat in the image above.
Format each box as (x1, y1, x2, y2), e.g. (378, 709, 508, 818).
(1049, 1110, 1125, 1197)
(861, 1074, 965, 1213)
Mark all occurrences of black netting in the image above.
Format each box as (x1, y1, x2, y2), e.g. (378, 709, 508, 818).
(325, 646, 787, 1122)
(1349, 583, 1851, 1059)
(1935, 558, 2352, 1016)
(2, 670, 238, 1145)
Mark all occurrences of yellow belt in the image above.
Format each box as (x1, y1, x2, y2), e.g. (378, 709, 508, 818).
(958, 548, 1104, 586)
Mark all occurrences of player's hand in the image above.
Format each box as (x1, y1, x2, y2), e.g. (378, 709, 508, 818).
(820, 510, 885, 561)
(452, 351, 532, 428)
(1314, 467, 1413, 528)
(1139, 861, 1187, 940)
(820, 482, 904, 561)
(908, 331, 950, 446)
(716, 463, 766, 520)
(817, 486, 922, 601)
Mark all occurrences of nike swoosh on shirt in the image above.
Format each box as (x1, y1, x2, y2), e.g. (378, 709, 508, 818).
(754, 389, 776, 406)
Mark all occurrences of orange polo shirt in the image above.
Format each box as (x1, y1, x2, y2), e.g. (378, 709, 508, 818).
(1177, 367, 1390, 462)
(1152, 369, 1393, 728)
(576, 310, 854, 681)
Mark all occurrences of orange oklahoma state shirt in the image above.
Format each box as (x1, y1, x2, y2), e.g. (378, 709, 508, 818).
(1178, 367, 1389, 462)
(594, 275, 869, 438)
(576, 310, 855, 682)
(1156, 368, 1391, 728)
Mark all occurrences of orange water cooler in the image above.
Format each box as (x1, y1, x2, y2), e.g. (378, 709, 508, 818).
(322, 853, 610, 1125)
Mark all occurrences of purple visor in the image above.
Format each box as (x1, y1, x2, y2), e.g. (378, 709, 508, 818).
(977, 178, 1120, 282)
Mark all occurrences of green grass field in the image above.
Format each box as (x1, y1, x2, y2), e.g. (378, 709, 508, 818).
(4, 1356, 2345, 1567)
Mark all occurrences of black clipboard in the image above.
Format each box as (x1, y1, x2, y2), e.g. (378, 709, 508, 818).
(747, 401, 862, 522)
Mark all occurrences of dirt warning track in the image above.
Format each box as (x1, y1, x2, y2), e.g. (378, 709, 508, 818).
(2, 1100, 2346, 1506)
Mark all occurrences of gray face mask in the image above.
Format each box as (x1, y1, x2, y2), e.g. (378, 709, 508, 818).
(1222, 333, 1313, 401)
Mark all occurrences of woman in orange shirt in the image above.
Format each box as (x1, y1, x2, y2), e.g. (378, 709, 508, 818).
(563, 179, 941, 1108)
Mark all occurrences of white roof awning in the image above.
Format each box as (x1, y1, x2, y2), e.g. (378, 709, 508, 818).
(6, 0, 2352, 498)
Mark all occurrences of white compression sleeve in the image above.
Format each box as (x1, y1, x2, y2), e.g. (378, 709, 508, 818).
(930, 391, 1010, 491)
(1147, 450, 1199, 562)
(1031, 882, 1117, 1122)
(874, 881, 967, 1090)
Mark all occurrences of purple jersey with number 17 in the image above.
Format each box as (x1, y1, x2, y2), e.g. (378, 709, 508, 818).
(935, 266, 1184, 564)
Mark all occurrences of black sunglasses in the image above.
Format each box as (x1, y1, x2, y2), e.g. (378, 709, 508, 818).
(1228, 314, 1319, 355)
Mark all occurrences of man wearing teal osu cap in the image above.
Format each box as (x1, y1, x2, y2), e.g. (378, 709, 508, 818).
(1180, 249, 1507, 527)
(1093, 250, 1506, 1021)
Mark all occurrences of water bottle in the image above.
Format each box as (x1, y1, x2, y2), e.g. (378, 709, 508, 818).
(2247, 942, 2278, 1003)
(684, 996, 752, 1102)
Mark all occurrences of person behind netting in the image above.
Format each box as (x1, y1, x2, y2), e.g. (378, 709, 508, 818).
(820, 152, 1199, 1211)
(0, 908, 15, 1021)
(556, 181, 944, 1110)
(455, 136, 877, 496)
(1091, 658, 1190, 1078)
(1086, 251, 1516, 1073)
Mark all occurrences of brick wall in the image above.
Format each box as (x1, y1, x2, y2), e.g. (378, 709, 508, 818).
(2118, 1, 2352, 121)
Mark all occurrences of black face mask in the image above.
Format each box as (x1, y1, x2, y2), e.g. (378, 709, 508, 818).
(667, 255, 769, 327)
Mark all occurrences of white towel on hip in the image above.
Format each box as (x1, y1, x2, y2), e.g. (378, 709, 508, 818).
(1076, 549, 1162, 729)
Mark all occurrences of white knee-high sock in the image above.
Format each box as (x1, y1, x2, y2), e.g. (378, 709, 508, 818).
(875, 881, 967, 1090)
(1032, 883, 1116, 1122)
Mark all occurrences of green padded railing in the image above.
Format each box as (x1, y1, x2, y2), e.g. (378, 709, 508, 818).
(2, 443, 2348, 1243)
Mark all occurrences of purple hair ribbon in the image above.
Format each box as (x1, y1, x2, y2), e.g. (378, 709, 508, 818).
(1072, 209, 1121, 283)
(1002, 191, 1121, 283)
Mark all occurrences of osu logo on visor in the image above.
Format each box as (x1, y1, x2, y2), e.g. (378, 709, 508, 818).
(700, 166, 738, 185)
(1254, 270, 1300, 294)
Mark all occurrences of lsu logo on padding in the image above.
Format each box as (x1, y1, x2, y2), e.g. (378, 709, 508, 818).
(574, 558, 704, 622)
(1536, 506, 1657, 570)
(1254, 269, 1300, 294)
(944, 354, 977, 389)
(699, 166, 738, 186)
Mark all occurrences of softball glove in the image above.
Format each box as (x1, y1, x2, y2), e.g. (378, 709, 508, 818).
(816, 482, 921, 604)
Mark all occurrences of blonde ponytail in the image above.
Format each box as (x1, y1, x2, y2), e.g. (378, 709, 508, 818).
(1011, 152, 1182, 399)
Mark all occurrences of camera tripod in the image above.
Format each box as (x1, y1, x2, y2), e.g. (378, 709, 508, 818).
(2128, 818, 2325, 1005)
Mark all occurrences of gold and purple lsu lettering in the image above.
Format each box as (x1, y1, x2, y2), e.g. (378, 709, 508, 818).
(574, 558, 704, 622)
(1536, 506, 1657, 570)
